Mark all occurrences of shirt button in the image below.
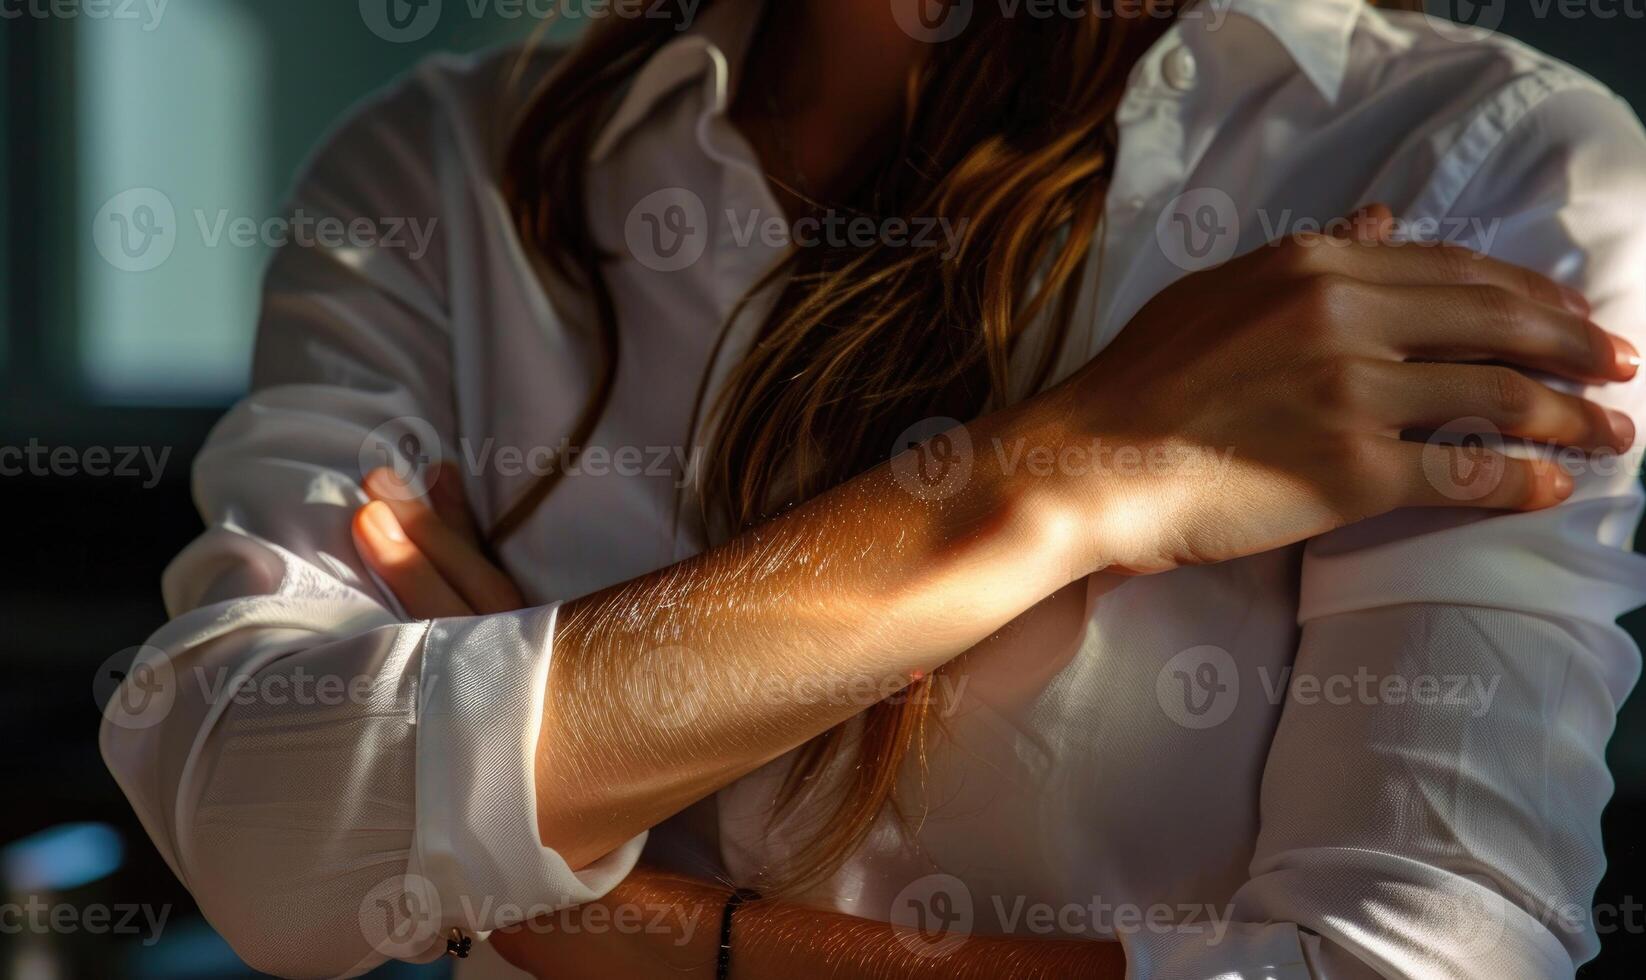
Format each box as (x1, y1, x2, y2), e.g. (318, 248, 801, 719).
(1162, 45, 1198, 92)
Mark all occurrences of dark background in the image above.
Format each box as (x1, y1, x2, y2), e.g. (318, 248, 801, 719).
(3, 2, 1644, 976)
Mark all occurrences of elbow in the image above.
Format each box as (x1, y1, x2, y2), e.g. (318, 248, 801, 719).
(533, 788, 636, 873)
(186, 823, 424, 978)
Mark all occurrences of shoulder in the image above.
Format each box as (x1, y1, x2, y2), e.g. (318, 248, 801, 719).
(289, 42, 567, 206)
(1350, 6, 1610, 89)
(1343, 13, 1646, 337)
(1343, 9, 1645, 193)
(256, 44, 568, 321)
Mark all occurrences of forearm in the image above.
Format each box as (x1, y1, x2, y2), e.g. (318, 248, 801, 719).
(529, 215, 1642, 867)
(537, 397, 1083, 867)
(491, 866, 1125, 980)
(733, 899, 1126, 980)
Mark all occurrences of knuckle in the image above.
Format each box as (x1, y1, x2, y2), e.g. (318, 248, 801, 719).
(1501, 461, 1541, 509)
(1468, 283, 1522, 335)
(1336, 431, 1376, 471)
(1273, 234, 1329, 274)
(1431, 242, 1478, 284)
(1294, 272, 1359, 317)
(1332, 433, 1388, 493)
(1280, 274, 1363, 345)
(1569, 320, 1604, 370)
(1488, 367, 1536, 419)
(1516, 265, 1557, 307)
(1310, 358, 1366, 413)
(1575, 398, 1609, 443)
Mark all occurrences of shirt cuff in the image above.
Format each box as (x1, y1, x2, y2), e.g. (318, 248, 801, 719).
(403, 603, 648, 957)
(1122, 921, 1317, 980)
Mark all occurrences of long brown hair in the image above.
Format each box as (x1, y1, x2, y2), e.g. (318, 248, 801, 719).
(501, 0, 1423, 889)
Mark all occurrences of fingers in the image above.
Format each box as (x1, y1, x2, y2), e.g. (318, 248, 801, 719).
(426, 461, 483, 547)
(364, 468, 526, 614)
(1371, 284, 1638, 384)
(1356, 242, 1589, 315)
(1361, 360, 1635, 452)
(1269, 207, 1637, 380)
(353, 501, 475, 620)
(1328, 203, 1397, 243)
(1300, 214, 1591, 316)
(1296, 205, 1632, 345)
(1383, 438, 1576, 512)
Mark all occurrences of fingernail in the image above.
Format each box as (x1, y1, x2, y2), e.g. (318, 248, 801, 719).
(1613, 333, 1642, 375)
(1608, 409, 1636, 450)
(1553, 467, 1575, 500)
(1560, 285, 1591, 317)
(363, 501, 406, 543)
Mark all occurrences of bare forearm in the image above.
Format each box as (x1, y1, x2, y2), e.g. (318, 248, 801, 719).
(537, 399, 1081, 867)
(490, 866, 1125, 980)
(530, 226, 1638, 868)
(732, 899, 1126, 980)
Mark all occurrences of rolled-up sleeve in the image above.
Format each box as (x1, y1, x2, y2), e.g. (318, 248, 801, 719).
(98, 63, 642, 979)
(1128, 82, 1646, 978)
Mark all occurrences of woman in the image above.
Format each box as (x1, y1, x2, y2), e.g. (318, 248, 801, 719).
(101, 0, 1646, 977)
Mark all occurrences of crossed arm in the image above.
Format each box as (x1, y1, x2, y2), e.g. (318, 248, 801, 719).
(352, 463, 1127, 978)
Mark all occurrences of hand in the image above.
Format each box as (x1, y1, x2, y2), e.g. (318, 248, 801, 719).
(351, 463, 526, 618)
(1040, 204, 1638, 574)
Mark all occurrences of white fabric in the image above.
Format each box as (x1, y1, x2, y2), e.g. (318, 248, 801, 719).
(99, 0, 1646, 977)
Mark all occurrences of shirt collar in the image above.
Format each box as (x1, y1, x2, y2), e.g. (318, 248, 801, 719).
(589, 0, 762, 163)
(588, 0, 1364, 163)
(1201, 0, 1362, 104)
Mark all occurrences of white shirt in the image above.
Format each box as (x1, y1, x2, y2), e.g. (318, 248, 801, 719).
(99, 1, 1646, 977)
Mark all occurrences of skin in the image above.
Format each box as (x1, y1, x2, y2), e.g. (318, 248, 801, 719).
(352, 217, 1640, 973)
(517, 220, 1633, 874)
(729, 0, 925, 217)
(349, 2, 1641, 974)
(356, 465, 1130, 978)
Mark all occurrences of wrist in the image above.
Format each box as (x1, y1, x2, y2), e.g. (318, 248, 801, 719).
(629, 872, 731, 976)
(969, 390, 1110, 585)
(873, 402, 1092, 664)
(495, 868, 728, 978)
(987, 379, 1207, 577)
